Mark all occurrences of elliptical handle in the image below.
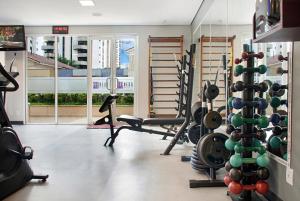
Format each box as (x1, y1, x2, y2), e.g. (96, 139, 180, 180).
(0, 63, 19, 92)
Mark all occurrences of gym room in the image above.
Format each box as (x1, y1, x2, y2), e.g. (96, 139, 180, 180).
(0, 0, 299, 200)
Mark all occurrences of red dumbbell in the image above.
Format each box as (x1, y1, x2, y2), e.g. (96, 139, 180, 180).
(242, 52, 264, 60)
(228, 181, 269, 195)
(224, 174, 232, 186)
(234, 58, 243, 64)
(278, 55, 288, 62)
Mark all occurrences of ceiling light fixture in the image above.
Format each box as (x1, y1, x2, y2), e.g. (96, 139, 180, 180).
(79, 0, 95, 7)
(92, 12, 102, 17)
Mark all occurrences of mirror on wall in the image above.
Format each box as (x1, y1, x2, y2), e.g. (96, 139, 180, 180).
(194, 0, 290, 163)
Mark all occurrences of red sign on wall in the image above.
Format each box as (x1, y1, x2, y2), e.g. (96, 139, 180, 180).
(52, 26, 69, 34)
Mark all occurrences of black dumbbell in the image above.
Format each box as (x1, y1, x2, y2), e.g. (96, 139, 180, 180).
(277, 68, 288, 75)
(271, 83, 288, 92)
(229, 167, 270, 182)
(226, 124, 241, 134)
(269, 88, 285, 97)
(228, 127, 265, 142)
(272, 126, 287, 136)
(278, 55, 288, 62)
(232, 81, 268, 93)
(256, 129, 267, 141)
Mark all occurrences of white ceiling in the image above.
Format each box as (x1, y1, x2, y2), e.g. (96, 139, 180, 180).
(202, 0, 255, 25)
(0, 0, 203, 26)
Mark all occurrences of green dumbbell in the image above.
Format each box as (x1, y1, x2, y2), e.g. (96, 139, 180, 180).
(230, 153, 269, 168)
(270, 96, 288, 108)
(234, 144, 266, 155)
(269, 135, 287, 149)
(283, 153, 287, 160)
(225, 138, 240, 151)
(234, 64, 267, 76)
(231, 114, 269, 128)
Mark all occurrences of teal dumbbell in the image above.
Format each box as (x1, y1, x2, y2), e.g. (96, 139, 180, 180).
(234, 144, 266, 155)
(230, 153, 269, 168)
(270, 97, 288, 108)
(234, 64, 267, 76)
(231, 113, 269, 128)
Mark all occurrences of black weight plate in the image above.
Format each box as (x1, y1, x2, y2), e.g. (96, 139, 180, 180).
(197, 133, 230, 169)
(188, 122, 201, 144)
(205, 84, 219, 100)
(192, 150, 198, 157)
(191, 160, 209, 169)
(191, 157, 206, 166)
(188, 122, 208, 145)
(0, 129, 23, 175)
(191, 102, 204, 124)
(203, 111, 222, 129)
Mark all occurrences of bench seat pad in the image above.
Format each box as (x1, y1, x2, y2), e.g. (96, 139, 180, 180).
(116, 115, 143, 127)
(143, 118, 185, 125)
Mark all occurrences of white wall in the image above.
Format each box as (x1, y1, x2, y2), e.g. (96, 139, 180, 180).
(8, 25, 191, 122)
(5, 51, 26, 122)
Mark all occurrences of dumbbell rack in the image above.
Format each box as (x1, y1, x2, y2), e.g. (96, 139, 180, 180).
(226, 45, 270, 201)
(267, 55, 289, 160)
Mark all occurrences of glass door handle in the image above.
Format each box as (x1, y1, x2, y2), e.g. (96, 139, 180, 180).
(106, 77, 111, 91)
(114, 77, 119, 90)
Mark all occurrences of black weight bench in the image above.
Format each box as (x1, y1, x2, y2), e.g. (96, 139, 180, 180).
(104, 115, 185, 146)
(94, 95, 186, 146)
(94, 94, 119, 136)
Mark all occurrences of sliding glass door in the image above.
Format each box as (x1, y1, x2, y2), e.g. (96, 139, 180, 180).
(91, 37, 135, 122)
(26, 35, 136, 124)
(57, 36, 88, 124)
(26, 36, 56, 123)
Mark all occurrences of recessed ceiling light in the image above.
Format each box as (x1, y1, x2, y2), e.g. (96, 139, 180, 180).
(79, 0, 95, 7)
(92, 12, 102, 17)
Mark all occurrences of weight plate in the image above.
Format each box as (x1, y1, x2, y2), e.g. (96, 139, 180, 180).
(191, 157, 206, 166)
(197, 133, 230, 169)
(203, 111, 222, 129)
(205, 84, 219, 100)
(191, 102, 203, 124)
(188, 122, 207, 145)
(191, 160, 209, 169)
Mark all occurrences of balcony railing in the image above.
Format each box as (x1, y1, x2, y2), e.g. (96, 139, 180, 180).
(75, 61, 88, 65)
(41, 45, 54, 50)
(73, 45, 88, 50)
(28, 77, 134, 93)
(76, 53, 88, 57)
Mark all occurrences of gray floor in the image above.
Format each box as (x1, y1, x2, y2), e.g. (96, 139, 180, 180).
(4, 125, 231, 201)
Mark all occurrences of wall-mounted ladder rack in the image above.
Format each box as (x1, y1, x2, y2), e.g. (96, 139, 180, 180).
(148, 35, 184, 117)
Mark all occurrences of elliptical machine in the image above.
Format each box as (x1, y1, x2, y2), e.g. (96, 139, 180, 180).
(0, 61, 48, 200)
